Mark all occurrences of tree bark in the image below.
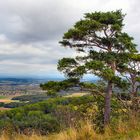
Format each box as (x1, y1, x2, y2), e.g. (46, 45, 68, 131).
(131, 74, 137, 97)
(104, 81, 112, 126)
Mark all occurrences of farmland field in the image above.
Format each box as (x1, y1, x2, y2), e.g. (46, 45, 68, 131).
(0, 94, 21, 110)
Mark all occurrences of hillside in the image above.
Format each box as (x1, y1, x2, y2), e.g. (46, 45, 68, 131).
(0, 95, 139, 140)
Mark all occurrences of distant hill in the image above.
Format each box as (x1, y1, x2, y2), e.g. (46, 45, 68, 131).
(0, 77, 63, 86)
(0, 77, 98, 86)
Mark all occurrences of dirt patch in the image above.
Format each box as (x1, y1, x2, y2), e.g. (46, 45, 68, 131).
(0, 99, 15, 103)
(0, 93, 23, 103)
(65, 92, 88, 97)
(0, 107, 11, 111)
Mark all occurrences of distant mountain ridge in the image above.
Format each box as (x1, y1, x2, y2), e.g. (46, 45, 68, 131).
(0, 77, 98, 86)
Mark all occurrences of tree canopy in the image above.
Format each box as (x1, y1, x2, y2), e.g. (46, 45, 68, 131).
(58, 10, 138, 125)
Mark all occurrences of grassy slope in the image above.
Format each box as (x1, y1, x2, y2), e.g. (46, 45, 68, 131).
(0, 94, 139, 140)
(0, 121, 140, 140)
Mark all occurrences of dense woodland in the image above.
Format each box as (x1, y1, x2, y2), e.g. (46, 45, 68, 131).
(0, 10, 140, 140)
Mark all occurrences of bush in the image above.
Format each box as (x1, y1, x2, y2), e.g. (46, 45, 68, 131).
(0, 102, 5, 107)
(0, 95, 126, 134)
(12, 94, 49, 102)
(4, 102, 25, 108)
(47, 90, 57, 97)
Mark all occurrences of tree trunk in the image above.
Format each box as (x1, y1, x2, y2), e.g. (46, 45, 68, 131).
(130, 74, 138, 97)
(132, 87, 137, 97)
(104, 81, 112, 126)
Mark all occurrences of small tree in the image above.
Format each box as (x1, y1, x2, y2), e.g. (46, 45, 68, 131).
(120, 53, 140, 112)
(126, 54, 140, 97)
(58, 10, 137, 125)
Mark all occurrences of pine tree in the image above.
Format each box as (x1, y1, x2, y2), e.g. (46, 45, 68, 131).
(58, 10, 137, 125)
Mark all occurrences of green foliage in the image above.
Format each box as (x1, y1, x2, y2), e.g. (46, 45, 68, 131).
(47, 90, 57, 97)
(58, 58, 86, 78)
(58, 10, 137, 87)
(119, 53, 140, 97)
(0, 93, 133, 134)
(117, 92, 131, 100)
(0, 102, 4, 107)
(58, 58, 77, 70)
(86, 60, 104, 71)
(40, 81, 61, 91)
(79, 82, 97, 90)
(4, 102, 25, 108)
(40, 78, 80, 94)
(101, 68, 115, 80)
(12, 94, 49, 102)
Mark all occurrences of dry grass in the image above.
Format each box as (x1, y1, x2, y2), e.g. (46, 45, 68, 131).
(47, 121, 101, 140)
(0, 94, 21, 103)
(0, 133, 47, 140)
(0, 118, 139, 140)
(64, 92, 88, 97)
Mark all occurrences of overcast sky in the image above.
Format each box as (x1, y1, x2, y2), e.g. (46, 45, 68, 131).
(0, 0, 140, 78)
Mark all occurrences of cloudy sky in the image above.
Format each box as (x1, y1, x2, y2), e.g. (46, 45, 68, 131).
(0, 0, 140, 78)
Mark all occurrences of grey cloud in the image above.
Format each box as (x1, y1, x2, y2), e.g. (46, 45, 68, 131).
(0, 36, 74, 65)
(0, 0, 140, 77)
(0, 0, 110, 42)
(0, 0, 82, 42)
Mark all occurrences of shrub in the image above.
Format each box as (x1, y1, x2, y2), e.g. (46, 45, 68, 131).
(0, 102, 5, 107)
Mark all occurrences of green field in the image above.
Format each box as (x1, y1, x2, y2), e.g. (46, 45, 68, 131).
(0, 95, 7, 99)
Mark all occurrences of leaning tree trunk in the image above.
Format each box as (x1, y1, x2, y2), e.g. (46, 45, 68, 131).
(104, 81, 112, 126)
